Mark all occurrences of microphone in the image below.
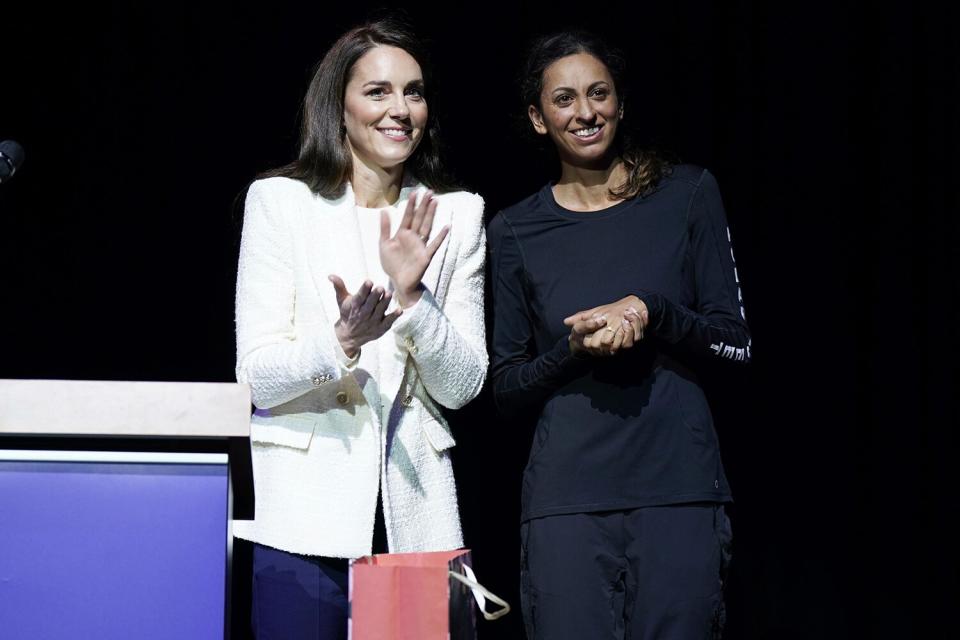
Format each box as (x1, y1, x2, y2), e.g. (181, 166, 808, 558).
(0, 140, 25, 184)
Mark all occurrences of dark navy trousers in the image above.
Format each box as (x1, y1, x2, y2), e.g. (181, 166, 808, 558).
(250, 498, 388, 639)
(250, 544, 349, 640)
(520, 503, 733, 640)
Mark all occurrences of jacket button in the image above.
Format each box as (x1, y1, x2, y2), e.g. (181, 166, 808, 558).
(400, 394, 413, 407)
(336, 391, 349, 405)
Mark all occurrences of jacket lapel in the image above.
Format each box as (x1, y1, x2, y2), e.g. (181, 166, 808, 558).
(378, 186, 454, 411)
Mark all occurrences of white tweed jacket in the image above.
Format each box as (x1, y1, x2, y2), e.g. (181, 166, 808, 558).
(232, 176, 487, 558)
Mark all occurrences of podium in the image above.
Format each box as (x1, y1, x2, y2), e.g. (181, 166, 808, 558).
(0, 379, 253, 640)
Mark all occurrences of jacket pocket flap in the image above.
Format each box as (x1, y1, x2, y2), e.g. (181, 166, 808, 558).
(249, 414, 316, 450)
(420, 411, 456, 452)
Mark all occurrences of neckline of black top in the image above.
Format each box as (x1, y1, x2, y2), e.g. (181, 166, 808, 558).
(540, 182, 636, 221)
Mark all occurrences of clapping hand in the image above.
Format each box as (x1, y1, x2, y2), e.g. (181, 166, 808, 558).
(379, 190, 450, 309)
(329, 276, 402, 358)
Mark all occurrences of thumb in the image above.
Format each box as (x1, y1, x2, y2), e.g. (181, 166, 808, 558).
(328, 274, 349, 305)
(563, 307, 598, 326)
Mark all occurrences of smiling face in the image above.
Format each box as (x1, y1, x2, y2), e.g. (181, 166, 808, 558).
(343, 45, 427, 172)
(528, 52, 622, 168)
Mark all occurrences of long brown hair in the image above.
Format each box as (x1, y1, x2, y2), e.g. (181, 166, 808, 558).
(520, 30, 671, 199)
(264, 18, 457, 198)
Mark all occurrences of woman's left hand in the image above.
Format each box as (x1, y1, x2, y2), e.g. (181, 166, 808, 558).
(563, 295, 649, 355)
(379, 190, 450, 309)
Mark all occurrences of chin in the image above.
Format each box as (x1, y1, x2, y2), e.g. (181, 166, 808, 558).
(568, 147, 613, 167)
(374, 151, 414, 169)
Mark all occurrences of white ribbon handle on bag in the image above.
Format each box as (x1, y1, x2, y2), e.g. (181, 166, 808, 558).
(448, 564, 511, 621)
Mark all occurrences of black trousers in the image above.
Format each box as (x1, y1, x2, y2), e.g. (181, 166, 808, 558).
(520, 503, 732, 640)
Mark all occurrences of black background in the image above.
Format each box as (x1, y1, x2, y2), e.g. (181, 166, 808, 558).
(2, 2, 956, 638)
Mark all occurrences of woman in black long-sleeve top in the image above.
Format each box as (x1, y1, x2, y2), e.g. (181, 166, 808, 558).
(488, 31, 750, 640)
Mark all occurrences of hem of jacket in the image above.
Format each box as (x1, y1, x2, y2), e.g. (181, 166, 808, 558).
(232, 523, 368, 560)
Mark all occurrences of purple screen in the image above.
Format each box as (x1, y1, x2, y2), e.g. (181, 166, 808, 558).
(0, 459, 228, 639)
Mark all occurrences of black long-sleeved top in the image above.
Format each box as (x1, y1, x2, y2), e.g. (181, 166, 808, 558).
(488, 165, 750, 522)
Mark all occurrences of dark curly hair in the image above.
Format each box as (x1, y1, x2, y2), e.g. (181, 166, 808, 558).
(264, 17, 457, 197)
(520, 30, 671, 199)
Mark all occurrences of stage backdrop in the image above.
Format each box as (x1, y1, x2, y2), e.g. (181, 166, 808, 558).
(2, 2, 955, 638)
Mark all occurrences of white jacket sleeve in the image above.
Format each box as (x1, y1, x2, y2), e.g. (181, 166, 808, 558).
(390, 193, 488, 410)
(234, 179, 347, 409)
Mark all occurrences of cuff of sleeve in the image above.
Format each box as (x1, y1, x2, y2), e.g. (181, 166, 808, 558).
(554, 335, 593, 367)
(634, 292, 663, 332)
(332, 334, 361, 371)
(391, 288, 438, 350)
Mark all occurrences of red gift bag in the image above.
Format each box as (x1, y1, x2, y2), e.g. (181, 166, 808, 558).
(348, 549, 509, 640)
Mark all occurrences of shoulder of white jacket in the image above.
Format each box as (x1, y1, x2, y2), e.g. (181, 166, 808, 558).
(435, 190, 485, 218)
(248, 176, 314, 198)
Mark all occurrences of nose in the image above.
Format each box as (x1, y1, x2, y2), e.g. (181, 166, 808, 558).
(388, 93, 410, 120)
(575, 97, 596, 123)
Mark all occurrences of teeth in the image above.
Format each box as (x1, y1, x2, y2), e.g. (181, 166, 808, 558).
(573, 126, 600, 137)
(380, 129, 409, 136)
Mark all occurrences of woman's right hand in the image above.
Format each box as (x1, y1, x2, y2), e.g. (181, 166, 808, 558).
(329, 275, 402, 358)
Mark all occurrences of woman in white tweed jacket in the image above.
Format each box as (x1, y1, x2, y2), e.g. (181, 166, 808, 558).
(232, 19, 486, 638)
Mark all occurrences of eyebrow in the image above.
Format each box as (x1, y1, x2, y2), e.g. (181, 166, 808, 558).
(362, 79, 425, 89)
(550, 81, 611, 95)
